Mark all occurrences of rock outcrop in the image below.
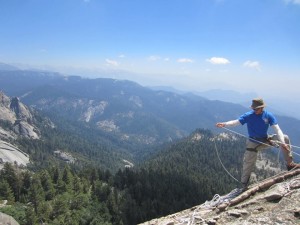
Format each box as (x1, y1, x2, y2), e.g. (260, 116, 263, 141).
(0, 92, 15, 122)
(0, 212, 20, 225)
(0, 91, 39, 139)
(54, 150, 76, 163)
(0, 140, 30, 169)
(140, 169, 300, 225)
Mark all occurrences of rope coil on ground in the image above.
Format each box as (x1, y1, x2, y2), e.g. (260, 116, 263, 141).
(182, 188, 244, 225)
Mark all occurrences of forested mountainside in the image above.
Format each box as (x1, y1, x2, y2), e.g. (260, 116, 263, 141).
(0, 92, 133, 171)
(1, 70, 300, 160)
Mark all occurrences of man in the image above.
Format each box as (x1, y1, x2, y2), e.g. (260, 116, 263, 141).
(216, 98, 300, 190)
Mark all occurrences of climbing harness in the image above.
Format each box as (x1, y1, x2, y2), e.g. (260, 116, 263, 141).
(221, 126, 300, 157)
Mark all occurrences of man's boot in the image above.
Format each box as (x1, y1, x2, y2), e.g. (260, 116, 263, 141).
(287, 162, 300, 171)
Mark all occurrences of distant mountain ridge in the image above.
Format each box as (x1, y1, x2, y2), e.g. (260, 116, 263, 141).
(0, 70, 245, 149)
(0, 62, 19, 71)
(196, 89, 256, 104)
(151, 86, 300, 120)
(194, 89, 300, 120)
(1, 69, 300, 161)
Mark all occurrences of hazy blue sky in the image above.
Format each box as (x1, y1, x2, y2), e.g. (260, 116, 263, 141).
(1, 0, 299, 98)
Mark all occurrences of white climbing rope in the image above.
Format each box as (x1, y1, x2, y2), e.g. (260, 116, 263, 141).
(213, 139, 241, 183)
(183, 188, 243, 225)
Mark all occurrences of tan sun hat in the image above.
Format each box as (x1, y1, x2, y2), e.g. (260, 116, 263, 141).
(251, 98, 266, 109)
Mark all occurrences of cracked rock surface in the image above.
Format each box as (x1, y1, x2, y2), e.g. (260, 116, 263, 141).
(140, 170, 300, 225)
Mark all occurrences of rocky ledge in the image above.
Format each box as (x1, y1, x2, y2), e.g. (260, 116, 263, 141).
(140, 169, 300, 225)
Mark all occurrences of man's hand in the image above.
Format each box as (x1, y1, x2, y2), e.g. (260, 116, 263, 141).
(216, 122, 225, 128)
(281, 143, 290, 152)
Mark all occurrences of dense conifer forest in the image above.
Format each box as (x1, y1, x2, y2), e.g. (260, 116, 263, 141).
(0, 128, 253, 225)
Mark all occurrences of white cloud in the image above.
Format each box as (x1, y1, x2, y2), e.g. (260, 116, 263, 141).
(118, 54, 125, 58)
(284, 0, 300, 5)
(148, 55, 161, 61)
(206, 57, 230, 65)
(243, 60, 261, 71)
(177, 58, 194, 63)
(105, 59, 119, 67)
(147, 56, 171, 62)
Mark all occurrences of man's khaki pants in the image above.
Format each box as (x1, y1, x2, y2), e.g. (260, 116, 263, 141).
(241, 134, 292, 186)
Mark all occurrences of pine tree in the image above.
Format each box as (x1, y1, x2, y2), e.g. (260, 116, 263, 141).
(0, 163, 21, 201)
(37, 202, 51, 224)
(92, 180, 111, 202)
(72, 175, 83, 194)
(28, 175, 45, 213)
(20, 170, 32, 203)
(39, 170, 55, 200)
(51, 193, 70, 220)
(62, 165, 74, 192)
(25, 206, 37, 225)
(0, 179, 15, 203)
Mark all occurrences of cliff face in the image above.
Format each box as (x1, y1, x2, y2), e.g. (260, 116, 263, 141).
(0, 92, 39, 139)
(0, 92, 16, 122)
(10, 97, 33, 122)
(140, 169, 300, 225)
(0, 92, 36, 169)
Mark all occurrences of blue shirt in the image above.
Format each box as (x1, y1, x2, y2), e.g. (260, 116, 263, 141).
(238, 110, 277, 138)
